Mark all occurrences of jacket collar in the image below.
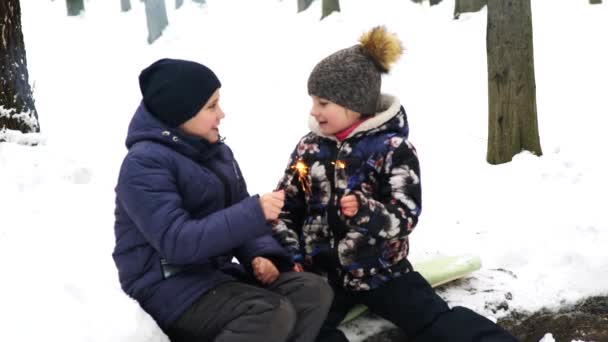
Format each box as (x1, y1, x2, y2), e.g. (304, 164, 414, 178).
(125, 103, 221, 162)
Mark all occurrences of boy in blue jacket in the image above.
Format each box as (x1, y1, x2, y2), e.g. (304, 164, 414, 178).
(113, 58, 332, 342)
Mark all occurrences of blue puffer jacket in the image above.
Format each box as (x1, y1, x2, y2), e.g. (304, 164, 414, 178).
(113, 104, 292, 332)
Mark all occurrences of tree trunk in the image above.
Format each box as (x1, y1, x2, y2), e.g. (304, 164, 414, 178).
(121, 0, 131, 12)
(66, 0, 85, 16)
(589, 0, 602, 4)
(430, 0, 443, 6)
(486, 0, 542, 165)
(321, 0, 340, 20)
(454, 0, 486, 19)
(176, 0, 184, 9)
(298, 0, 314, 13)
(144, 0, 169, 44)
(0, 0, 40, 136)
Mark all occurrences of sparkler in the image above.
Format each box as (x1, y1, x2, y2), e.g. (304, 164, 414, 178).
(292, 159, 312, 197)
(287, 159, 348, 198)
(335, 160, 346, 170)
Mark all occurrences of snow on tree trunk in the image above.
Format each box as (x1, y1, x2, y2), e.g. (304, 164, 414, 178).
(486, 0, 542, 164)
(66, 0, 85, 16)
(454, 0, 486, 19)
(298, 0, 314, 13)
(0, 0, 40, 138)
(121, 0, 131, 12)
(144, 0, 169, 44)
(321, 0, 340, 20)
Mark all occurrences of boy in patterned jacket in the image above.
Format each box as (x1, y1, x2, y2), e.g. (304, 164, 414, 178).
(271, 27, 517, 342)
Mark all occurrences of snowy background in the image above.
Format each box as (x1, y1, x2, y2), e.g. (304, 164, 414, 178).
(1, 0, 607, 341)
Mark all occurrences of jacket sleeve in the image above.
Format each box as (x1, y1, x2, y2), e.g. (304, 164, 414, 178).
(116, 151, 270, 265)
(229, 156, 294, 272)
(271, 150, 307, 262)
(346, 138, 421, 240)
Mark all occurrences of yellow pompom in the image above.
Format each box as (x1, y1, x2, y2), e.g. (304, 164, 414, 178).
(359, 26, 403, 73)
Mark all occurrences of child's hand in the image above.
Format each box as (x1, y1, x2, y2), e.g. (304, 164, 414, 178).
(259, 190, 285, 221)
(252, 256, 280, 285)
(340, 195, 359, 217)
(293, 262, 304, 272)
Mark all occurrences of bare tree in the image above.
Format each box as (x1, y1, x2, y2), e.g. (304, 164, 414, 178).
(321, 0, 340, 19)
(298, 0, 314, 13)
(486, 0, 542, 164)
(66, 0, 84, 16)
(454, 0, 486, 19)
(0, 0, 40, 138)
(144, 0, 169, 44)
(121, 0, 131, 12)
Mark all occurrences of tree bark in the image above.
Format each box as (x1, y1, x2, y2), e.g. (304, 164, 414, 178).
(321, 0, 340, 20)
(298, 0, 314, 13)
(121, 0, 131, 12)
(486, 0, 542, 164)
(454, 0, 486, 19)
(144, 0, 169, 44)
(66, 0, 85, 16)
(0, 0, 40, 136)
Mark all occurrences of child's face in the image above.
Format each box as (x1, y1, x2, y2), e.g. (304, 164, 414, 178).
(310, 96, 361, 135)
(179, 89, 225, 143)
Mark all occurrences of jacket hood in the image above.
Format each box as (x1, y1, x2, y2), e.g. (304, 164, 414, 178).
(308, 94, 409, 141)
(125, 103, 221, 162)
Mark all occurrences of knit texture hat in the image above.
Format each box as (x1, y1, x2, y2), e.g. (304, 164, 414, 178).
(308, 26, 403, 116)
(139, 58, 221, 127)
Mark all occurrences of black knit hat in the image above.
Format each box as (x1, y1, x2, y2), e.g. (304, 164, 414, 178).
(308, 26, 403, 116)
(139, 58, 221, 127)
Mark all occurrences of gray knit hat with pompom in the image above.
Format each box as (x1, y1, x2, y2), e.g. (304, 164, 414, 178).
(307, 26, 403, 116)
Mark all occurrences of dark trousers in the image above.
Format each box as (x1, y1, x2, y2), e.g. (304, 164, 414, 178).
(168, 272, 333, 342)
(316, 271, 518, 342)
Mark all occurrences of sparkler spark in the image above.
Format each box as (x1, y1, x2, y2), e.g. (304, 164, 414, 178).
(292, 160, 312, 196)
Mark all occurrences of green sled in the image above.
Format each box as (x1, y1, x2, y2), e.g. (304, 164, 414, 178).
(340, 254, 482, 325)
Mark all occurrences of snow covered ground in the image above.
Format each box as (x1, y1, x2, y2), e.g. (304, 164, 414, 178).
(1, 0, 607, 341)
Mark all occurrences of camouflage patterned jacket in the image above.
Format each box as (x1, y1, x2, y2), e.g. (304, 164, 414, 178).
(272, 95, 422, 291)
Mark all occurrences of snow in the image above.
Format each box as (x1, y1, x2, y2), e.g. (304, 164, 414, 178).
(1, 0, 607, 341)
(540, 333, 556, 342)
